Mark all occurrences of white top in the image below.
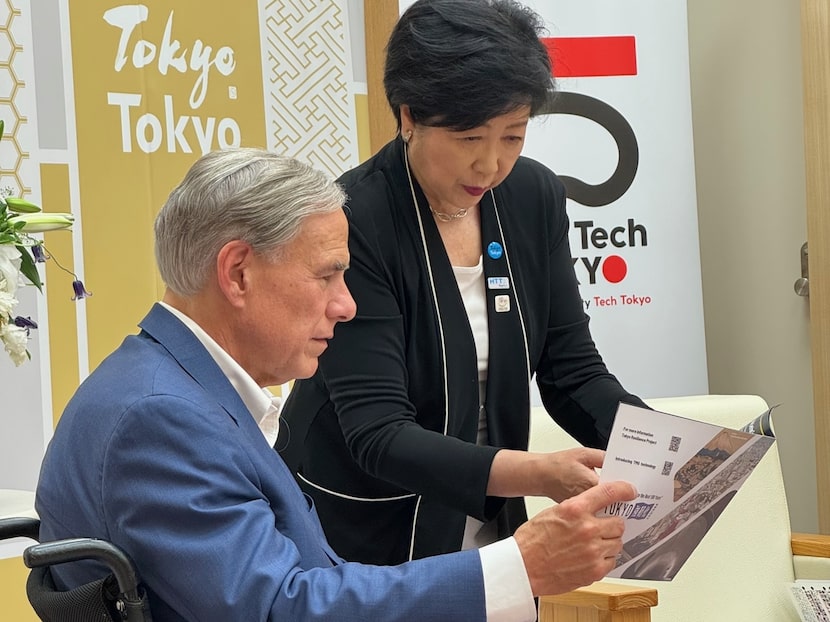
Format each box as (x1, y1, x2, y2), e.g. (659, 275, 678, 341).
(454, 259, 499, 551)
(452, 257, 489, 382)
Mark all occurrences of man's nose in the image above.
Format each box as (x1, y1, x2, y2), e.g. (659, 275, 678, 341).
(331, 283, 356, 322)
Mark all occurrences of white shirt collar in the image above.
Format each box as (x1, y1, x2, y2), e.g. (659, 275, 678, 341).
(158, 301, 282, 445)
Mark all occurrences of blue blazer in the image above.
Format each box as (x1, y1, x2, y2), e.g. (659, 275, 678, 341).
(36, 304, 485, 621)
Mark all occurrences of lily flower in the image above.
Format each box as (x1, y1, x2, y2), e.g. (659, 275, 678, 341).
(0, 289, 16, 318)
(4, 197, 42, 213)
(0, 244, 21, 295)
(0, 321, 29, 366)
(9, 212, 74, 233)
(71, 279, 92, 301)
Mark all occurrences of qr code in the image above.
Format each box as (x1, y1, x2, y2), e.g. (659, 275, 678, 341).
(669, 435, 681, 452)
(662, 461, 673, 476)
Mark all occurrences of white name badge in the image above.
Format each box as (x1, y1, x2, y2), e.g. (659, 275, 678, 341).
(487, 277, 510, 290)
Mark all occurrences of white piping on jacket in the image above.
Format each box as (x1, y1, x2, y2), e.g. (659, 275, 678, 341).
(297, 472, 416, 502)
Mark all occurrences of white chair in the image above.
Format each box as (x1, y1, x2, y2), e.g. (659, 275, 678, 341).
(529, 394, 830, 622)
(0, 488, 37, 561)
(0, 489, 37, 520)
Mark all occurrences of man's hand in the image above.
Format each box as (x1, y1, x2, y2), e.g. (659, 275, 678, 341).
(513, 481, 637, 596)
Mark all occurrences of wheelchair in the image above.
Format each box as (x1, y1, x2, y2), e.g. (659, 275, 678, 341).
(0, 517, 152, 621)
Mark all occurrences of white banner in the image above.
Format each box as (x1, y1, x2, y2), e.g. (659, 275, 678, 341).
(397, 0, 708, 400)
(523, 1, 708, 400)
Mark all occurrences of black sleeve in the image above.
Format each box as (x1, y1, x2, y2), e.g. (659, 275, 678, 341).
(532, 172, 647, 449)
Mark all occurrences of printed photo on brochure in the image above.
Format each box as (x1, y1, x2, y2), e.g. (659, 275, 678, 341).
(598, 402, 776, 580)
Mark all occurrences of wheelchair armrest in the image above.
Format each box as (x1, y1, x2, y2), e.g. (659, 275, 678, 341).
(0, 517, 40, 541)
(24, 537, 143, 603)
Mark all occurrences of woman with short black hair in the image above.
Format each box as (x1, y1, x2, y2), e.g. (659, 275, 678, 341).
(280, 0, 647, 566)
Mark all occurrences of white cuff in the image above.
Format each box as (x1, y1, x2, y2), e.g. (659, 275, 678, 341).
(479, 536, 537, 622)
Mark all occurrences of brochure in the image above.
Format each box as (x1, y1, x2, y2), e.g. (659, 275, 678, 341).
(598, 402, 776, 580)
(789, 580, 830, 622)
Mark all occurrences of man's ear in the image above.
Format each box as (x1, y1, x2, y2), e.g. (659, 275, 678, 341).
(216, 240, 253, 308)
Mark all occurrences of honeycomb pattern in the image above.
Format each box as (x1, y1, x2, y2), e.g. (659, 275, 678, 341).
(0, 1, 30, 198)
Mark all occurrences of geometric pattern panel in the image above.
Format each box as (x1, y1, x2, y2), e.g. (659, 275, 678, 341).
(260, 0, 357, 176)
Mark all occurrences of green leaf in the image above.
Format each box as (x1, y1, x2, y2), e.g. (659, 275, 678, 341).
(0, 119, 5, 142)
(16, 244, 42, 291)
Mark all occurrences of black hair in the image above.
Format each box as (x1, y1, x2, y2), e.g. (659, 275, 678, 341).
(384, 0, 556, 131)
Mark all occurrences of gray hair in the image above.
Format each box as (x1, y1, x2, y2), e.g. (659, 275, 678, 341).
(155, 148, 346, 296)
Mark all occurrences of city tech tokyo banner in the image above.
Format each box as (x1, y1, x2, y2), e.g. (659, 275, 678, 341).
(520, 0, 708, 400)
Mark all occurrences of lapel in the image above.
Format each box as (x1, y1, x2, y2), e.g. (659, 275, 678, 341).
(403, 152, 481, 441)
(479, 191, 531, 449)
(399, 141, 531, 446)
(139, 304, 342, 564)
(139, 303, 251, 427)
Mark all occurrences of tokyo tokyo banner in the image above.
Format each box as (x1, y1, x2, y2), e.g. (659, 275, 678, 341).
(0, 0, 358, 517)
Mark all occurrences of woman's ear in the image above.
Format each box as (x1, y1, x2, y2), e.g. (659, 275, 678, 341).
(400, 104, 415, 138)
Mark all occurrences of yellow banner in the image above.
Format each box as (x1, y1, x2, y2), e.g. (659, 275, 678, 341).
(69, 1, 266, 367)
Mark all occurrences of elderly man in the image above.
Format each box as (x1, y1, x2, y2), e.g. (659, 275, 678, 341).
(35, 148, 635, 621)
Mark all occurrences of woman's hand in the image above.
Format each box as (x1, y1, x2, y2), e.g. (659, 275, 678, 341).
(487, 447, 605, 502)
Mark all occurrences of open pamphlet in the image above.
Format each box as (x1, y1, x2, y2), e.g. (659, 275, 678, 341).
(789, 580, 830, 622)
(598, 402, 777, 580)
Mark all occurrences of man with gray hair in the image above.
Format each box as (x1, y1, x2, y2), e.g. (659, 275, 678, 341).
(36, 148, 636, 621)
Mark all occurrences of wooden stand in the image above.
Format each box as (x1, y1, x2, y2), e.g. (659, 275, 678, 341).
(539, 581, 658, 622)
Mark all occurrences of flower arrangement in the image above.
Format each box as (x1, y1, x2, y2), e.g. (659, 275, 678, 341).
(0, 119, 84, 366)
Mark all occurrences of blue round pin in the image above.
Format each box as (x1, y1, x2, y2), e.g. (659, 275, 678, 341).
(487, 241, 503, 260)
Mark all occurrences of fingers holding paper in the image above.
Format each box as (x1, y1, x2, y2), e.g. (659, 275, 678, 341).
(514, 480, 637, 596)
(538, 447, 605, 502)
(487, 447, 604, 502)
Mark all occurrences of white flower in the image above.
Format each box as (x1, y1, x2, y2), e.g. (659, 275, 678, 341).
(9, 212, 74, 232)
(0, 244, 22, 296)
(0, 288, 17, 318)
(0, 321, 29, 366)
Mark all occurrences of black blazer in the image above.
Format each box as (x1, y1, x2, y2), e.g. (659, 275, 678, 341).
(280, 137, 646, 564)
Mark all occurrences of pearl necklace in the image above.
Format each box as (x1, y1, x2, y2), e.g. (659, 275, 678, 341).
(429, 205, 469, 222)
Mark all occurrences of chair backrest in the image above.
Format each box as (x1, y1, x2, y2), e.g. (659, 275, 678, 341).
(528, 394, 798, 622)
(0, 517, 153, 622)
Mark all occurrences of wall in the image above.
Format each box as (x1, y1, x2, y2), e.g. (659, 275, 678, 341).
(0, 1, 366, 616)
(687, 0, 818, 532)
